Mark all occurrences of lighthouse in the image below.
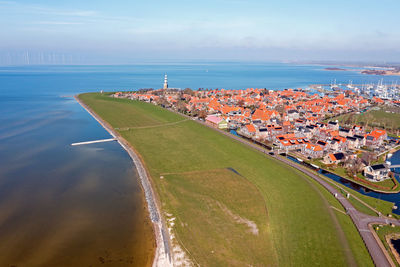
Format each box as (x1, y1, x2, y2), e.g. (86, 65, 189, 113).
(163, 74, 168, 89)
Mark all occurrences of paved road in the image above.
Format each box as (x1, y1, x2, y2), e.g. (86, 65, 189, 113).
(177, 113, 400, 267)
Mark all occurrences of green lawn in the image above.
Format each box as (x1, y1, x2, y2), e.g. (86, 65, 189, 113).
(79, 93, 374, 266)
(335, 106, 400, 134)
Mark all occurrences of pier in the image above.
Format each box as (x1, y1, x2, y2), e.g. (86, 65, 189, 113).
(71, 138, 116, 146)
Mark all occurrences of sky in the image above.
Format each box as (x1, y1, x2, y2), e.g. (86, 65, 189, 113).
(0, 0, 399, 64)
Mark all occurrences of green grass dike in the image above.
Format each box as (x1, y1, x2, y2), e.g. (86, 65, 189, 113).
(78, 92, 374, 266)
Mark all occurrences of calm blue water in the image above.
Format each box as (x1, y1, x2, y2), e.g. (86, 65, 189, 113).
(1, 62, 399, 265)
(1, 62, 399, 95)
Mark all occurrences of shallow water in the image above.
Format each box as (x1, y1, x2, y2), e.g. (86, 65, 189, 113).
(0, 92, 154, 266)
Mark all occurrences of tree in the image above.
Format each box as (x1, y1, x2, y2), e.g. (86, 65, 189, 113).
(176, 100, 188, 113)
(345, 157, 364, 177)
(275, 104, 285, 114)
(361, 152, 376, 166)
(158, 97, 169, 107)
(183, 88, 194, 96)
(198, 109, 207, 119)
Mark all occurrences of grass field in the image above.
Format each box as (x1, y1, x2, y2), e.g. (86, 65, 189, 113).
(160, 169, 271, 266)
(335, 106, 400, 134)
(79, 93, 374, 266)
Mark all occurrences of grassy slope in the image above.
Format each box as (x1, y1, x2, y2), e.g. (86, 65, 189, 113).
(79, 93, 373, 266)
(160, 169, 270, 266)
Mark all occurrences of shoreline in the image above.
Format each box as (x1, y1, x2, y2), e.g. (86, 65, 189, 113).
(74, 95, 172, 267)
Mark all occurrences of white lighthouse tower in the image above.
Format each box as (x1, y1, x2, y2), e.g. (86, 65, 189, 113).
(163, 74, 168, 90)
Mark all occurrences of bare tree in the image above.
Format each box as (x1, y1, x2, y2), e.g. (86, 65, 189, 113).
(183, 88, 194, 96)
(198, 109, 208, 119)
(158, 97, 169, 107)
(176, 100, 188, 113)
(361, 152, 376, 166)
(345, 157, 364, 177)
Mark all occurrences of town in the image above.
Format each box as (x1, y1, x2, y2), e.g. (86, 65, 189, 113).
(112, 77, 400, 192)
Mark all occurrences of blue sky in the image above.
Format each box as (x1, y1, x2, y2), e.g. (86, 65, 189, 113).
(0, 0, 399, 64)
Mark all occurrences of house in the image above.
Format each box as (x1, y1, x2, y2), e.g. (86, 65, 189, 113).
(330, 136, 348, 151)
(278, 139, 299, 151)
(269, 125, 283, 137)
(364, 164, 390, 181)
(276, 135, 308, 151)
(323, 152, 346, 165)
(352, 125, 365, 135)
(346, 136, 360, 150)
(353, 134, 366, 147)
(296, 126, 313, 139)
(365, 129, 387, 147)
(240, 124, 256, 137)
(302, 143, 323, 158)
(339, 128, 352, 137)
(257, 127, 269, 139)
(287, 110, 300, 121)
(327, 121, 339, 131)
(294, 119, 306, 127)
(205, 115, 228, 129)
(316, 140, 330, 152)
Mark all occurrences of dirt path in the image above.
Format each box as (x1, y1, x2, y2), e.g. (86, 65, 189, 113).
(117, 119, 189, 131)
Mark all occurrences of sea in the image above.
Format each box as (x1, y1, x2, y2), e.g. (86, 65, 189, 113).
(1, 62, 399, 266)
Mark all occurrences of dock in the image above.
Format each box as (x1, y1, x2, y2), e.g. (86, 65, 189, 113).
(71, 138, 116, 146)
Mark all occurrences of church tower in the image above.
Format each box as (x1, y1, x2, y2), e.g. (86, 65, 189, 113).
(163, 74, 168, 89)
